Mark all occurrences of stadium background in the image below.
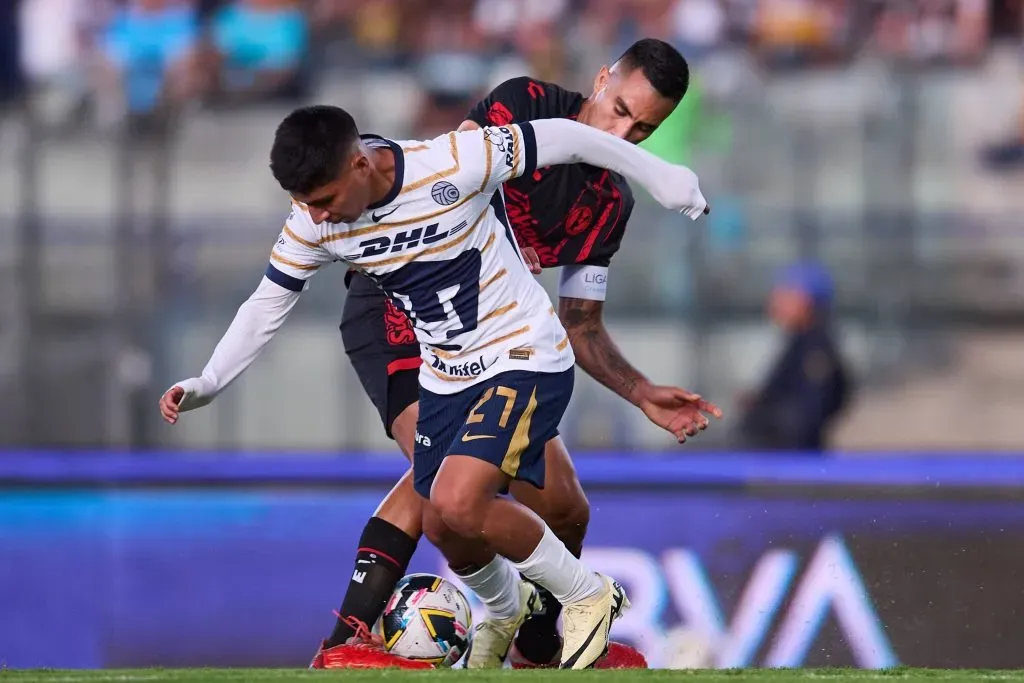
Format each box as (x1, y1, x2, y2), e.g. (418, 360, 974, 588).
(3, 0, 1024, 671)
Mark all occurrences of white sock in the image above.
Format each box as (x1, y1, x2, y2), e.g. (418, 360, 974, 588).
(456, 556, 521, 620)
(514, 525, 603, 605)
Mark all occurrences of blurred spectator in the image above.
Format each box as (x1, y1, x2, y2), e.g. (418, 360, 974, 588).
(669, 0, 727, 62)
(474, 0, 569, 81)
(753, 0, 848, 67)
(209, 0, 310, 103)
(735, 262, 852, 452)
(872, 0, 987, 65)
(412, 0, 490, 136)
(95, 0, 201, 127)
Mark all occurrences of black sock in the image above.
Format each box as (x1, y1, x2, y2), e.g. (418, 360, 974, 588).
(514, 580, 565, 664)
(326, 516, 419, 647)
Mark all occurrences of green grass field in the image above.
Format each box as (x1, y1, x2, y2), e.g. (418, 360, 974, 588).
(3, 671, 1024, 683)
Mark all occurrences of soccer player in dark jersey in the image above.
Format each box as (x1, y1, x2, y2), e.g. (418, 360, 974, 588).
(316, 38, 721, 670)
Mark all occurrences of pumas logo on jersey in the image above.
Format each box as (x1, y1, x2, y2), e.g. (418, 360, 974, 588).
(431, 353, 490, 378)
(484, 127, 516, 168)
(431, 181, 460, 206)
(344, 220, 469, 260)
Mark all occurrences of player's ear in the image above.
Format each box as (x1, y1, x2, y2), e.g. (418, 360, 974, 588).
(350, 149, 370, 175)
(593, 66, 611, 96)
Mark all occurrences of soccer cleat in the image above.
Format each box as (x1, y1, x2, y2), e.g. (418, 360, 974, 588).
(464, 580, 543, 669)
(308, 615, 434, 670)
(594, 642, 648, 669)
(559, 574, 630, 670)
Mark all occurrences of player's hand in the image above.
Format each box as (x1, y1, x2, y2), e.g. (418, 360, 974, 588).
(159, 377, 216, 424)
(521, 247, 542, 275)
(637, 385, 723, 443)
(159, 386, 186, 424)
(652, 165, 709, 220)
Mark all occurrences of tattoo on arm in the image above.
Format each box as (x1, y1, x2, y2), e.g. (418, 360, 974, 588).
(559, 296, 648, 404)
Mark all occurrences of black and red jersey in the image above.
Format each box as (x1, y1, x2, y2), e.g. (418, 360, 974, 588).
(466, 77, 634, 269)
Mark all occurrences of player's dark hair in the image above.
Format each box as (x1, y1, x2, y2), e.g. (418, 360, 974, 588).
(616, 38, 690, 104)
(270, 105, 360, 194)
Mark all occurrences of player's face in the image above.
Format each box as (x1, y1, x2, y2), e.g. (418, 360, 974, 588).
(584, 65, 679, 144)
(769, 287, 814, 330)
(294, 152, 374, 225)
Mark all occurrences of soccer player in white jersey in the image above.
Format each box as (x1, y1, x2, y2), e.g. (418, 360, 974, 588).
(159, 105, 708, 668)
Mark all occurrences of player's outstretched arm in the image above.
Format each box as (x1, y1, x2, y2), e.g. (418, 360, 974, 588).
(558, 295, 722, 443)
(528, 118, 710, 220)
(159, 277, 303, 424)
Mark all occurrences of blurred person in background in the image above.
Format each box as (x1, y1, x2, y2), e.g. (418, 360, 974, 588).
(872, 0, 987, 65)
(735, 262, 852, 452)
(411, 0, 490, 136)
(95, 0, 202, 128)
(208, 0, 310, 103)
(473, 0, 570, 82)
(753, 0, 848, 67)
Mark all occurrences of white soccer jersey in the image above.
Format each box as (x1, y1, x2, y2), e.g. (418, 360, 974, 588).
(267, 124, 575, 394)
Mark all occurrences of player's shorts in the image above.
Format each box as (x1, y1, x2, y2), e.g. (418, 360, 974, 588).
(412, 367, 575, 499)
(340, 271, 422, 438)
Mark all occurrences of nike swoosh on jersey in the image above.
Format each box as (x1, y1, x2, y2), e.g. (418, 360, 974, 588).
(372, 207, 399, 222)
(461, 432, 496, 442)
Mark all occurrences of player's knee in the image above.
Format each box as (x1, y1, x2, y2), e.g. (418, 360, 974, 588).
(429, 486, 484, 541)
(421, 503, 458, 549)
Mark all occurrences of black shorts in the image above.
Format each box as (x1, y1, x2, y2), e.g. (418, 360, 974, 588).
(413, 367, 575, 499)
(340, 271, 422, 438)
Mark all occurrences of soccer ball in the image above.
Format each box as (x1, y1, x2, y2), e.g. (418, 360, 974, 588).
(378, 573, 473, 667)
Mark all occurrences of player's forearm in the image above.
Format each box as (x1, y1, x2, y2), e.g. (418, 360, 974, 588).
(179, 277, 300, 407)
(527, 118, 708, 219)
(559, 298, 650, 406)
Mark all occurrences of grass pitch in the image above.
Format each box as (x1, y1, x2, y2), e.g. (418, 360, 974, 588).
(3, 670, 1024, 683)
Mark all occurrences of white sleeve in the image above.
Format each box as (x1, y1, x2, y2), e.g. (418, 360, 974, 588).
(266, 202, 334, 290)
(528, 118, 709, 220)
(452, 124, 538, 195)
(173, 276, 302, 411)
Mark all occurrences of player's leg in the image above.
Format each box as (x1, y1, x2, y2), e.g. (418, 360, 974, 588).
(507, 436, 589, 666)
(415, 368, 628, 670)
(322, 281, 424, 653)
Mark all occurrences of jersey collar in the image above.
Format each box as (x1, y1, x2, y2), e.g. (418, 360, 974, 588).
(362, 134, 405, 211)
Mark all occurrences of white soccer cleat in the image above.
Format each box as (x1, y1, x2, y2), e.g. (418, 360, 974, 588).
(559, 574, 630, 670)
(464, 580, 542, 669)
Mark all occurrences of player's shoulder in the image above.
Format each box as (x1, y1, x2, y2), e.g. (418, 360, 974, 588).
(481, 77, 583, 124)
(284, 199, 324, 240)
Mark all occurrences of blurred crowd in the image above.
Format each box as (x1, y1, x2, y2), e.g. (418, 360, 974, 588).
(0, 0, 1012, 135)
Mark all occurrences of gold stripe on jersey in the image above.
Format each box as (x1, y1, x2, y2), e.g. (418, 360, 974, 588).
(357, 204, 489, 269)
(319, 191, 481, 243)
(556, 336, 570, 351)
(511, 126, 522, 173)
(481, 133, 493, 192)
(479, 301, 517, 323)
(283, 224, 320, 250)
(481, 268, 507, 291)
(400, 133, 459, 196)
(403, 144, 429, 153)
(480, 232, 496, 253)
(549, 306, 555, 315)
(431, 325, 531, 361)
(270, 250, 320, 271)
